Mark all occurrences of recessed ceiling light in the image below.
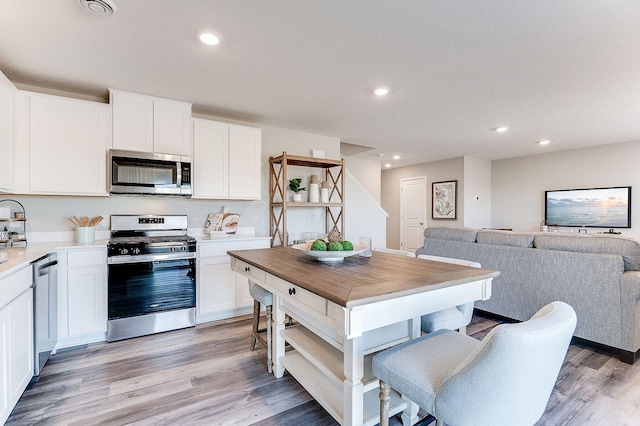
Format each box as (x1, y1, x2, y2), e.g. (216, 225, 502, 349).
(392, 155, 400, 160)
(493, 126, 510, 133)
(199, 33, 220, 45)
(374, 87, 389, 96)
(384, 163, 391, 168)
(80, 0, 117, 15)
(537, 140, 550, 145)
(378, 153, 384, 157)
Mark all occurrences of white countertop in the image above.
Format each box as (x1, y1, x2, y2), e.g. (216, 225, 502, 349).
(0, 240, 108, 279)
(196, 234, 271, 243)
(1, 234, 271, 279)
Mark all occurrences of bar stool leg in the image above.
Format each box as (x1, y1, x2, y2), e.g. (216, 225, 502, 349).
(379, 380, 391, 426)
(251, 299, 260, 350)
(266, 304, 272, 373)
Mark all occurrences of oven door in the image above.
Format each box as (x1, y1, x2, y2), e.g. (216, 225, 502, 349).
(108, 257, 196, 321)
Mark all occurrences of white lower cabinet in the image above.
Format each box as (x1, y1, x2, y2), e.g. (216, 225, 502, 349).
(198, 256, 235, 315)
(0, 265, 34, 425)
(0, 304, 9, 423)
(196, 238, 270, 323)
(57, 248, 107, 348)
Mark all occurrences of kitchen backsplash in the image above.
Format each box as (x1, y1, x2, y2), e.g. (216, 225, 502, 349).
(8, 195, 268, 239)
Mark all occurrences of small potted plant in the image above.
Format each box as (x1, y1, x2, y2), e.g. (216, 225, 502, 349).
(289, 178, 306, 202)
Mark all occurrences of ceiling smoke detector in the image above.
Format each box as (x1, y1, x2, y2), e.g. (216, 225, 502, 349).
(80, 0, 117, 15)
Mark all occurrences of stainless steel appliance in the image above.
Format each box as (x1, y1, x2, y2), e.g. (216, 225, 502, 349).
(108, 149, 192, 197)
(33, 253, 58, 376)
(107, 215, 196, 342)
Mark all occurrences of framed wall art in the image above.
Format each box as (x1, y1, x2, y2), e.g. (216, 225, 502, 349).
(432, 180, 457, 219)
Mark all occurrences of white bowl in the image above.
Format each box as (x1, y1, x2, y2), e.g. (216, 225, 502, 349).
(291, 243, 368, 262)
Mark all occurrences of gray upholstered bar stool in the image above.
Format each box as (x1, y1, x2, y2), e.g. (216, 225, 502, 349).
(374, 301, 576, 426)
(417, 255, 481, 335)
(249, 281, 273, 373)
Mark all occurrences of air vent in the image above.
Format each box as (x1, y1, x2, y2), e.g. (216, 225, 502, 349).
(80, 0, 117, 16)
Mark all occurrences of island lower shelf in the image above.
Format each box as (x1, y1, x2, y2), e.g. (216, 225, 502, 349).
(281, 325, 408, 425)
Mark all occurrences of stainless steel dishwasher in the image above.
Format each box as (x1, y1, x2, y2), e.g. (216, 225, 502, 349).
(33, 253, 58, 376)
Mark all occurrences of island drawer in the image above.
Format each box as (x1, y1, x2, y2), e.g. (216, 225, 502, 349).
(235, 259, 266, 284)
(268, 275, 326, 315)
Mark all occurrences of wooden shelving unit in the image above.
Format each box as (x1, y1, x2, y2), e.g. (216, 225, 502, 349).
(269, 152, 344, 247)
(0, 199, 27, 247)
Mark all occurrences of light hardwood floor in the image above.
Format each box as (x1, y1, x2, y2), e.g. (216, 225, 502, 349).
(7, 311, 640, 425)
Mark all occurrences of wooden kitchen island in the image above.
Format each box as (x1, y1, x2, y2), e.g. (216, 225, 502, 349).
(229, 247, 499, 426)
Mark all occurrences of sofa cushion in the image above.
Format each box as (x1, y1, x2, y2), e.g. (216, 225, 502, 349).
(534, 233, 640, 271)
(477, 230, 535, 248)
(423, 227, 477, 243)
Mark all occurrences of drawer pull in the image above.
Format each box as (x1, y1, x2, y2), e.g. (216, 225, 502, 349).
(288, 288, 296, 296)
(245, 266, 250, 272)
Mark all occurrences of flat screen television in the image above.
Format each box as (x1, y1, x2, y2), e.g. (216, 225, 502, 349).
(544, 186, 631, 228)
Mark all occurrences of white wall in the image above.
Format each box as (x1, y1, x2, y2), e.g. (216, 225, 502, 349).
(343, 156, 381, 203)
(463, 156, 492, 229)
(344, 170, 387, 250)
(381, 157, 465, 249)
(3, 113, 341, 239)
(492, 139, 640, 238)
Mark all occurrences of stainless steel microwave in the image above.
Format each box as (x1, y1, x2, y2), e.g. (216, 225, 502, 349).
(108, 149, 192, 197)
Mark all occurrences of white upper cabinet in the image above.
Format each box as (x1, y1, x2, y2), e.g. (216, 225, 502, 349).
(192, 119, 262, 200)
(192, 118, 228, 198)
(0, 70, 17, 192)
(110, 90, 153, 152)
(228, 124, 262, 199)
(110, 89, 192, 156)
(153, 98, 192, 156)
(24, 92, 109, 196)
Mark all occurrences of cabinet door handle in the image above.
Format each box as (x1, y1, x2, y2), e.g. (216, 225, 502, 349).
(288, 288, 296, 296)
(245, 266, 250, 272)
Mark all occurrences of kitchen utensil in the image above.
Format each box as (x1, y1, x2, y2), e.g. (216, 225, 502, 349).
(81, 216, 89, 227)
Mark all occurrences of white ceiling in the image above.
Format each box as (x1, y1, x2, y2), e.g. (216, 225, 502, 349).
(1, 1, 640, 169)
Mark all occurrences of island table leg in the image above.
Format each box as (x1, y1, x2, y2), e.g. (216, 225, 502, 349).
(344, 334, 364, 426)
(271, 294, 286, 378)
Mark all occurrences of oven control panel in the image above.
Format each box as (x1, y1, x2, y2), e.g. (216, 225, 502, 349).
(139, 217, 165, 224)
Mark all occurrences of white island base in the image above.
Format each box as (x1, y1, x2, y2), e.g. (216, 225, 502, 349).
(230, 250, 495, 426)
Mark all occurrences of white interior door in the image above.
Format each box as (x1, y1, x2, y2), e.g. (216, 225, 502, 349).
(400, 176, 427, 251)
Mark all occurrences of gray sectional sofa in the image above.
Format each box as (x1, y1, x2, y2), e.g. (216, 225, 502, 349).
(415, 227, 640, 363)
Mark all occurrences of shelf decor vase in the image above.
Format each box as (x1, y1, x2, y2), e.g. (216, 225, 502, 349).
(309, 175, 320, 203)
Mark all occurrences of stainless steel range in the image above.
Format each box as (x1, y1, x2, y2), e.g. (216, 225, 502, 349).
(107, 215, 196, 342)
